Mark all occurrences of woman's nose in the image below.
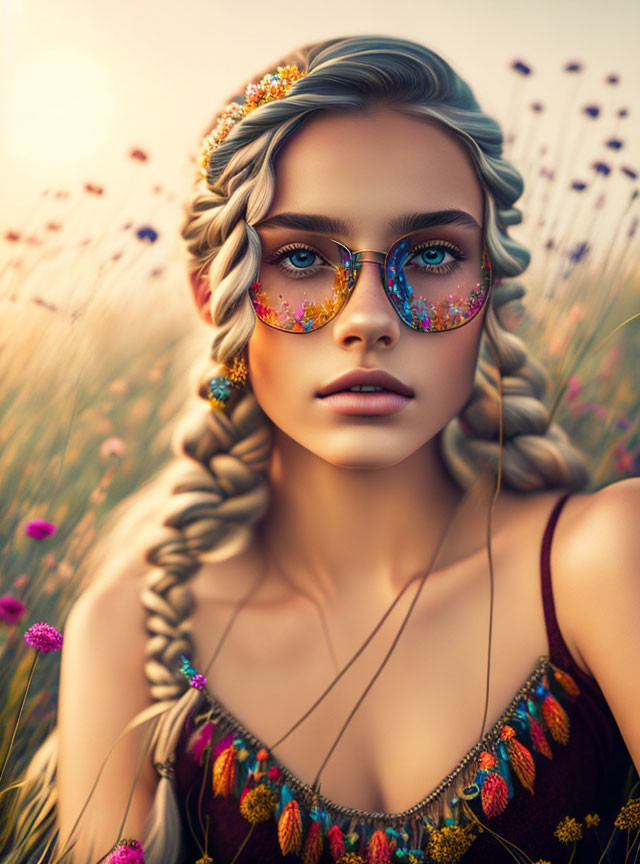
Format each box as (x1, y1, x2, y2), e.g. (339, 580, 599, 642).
(331, 258, 402, 348)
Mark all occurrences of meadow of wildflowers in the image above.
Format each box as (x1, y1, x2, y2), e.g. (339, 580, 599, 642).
(0, 59, 638, 863)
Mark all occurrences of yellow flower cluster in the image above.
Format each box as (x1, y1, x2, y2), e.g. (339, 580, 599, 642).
(198, 64, 306, 180)
(195, 857, 213, 864)
(426, 826, 476, 863)
(614, 797, 640, 830)
(239, 784, 277, 823)
(553, 816, 583, 844)
(532, 860, 552, 864)
(584, 812, 601, 828)
(336, 854, 365, 864)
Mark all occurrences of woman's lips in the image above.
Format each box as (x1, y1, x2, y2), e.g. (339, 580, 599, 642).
(316, 390, 412, 415)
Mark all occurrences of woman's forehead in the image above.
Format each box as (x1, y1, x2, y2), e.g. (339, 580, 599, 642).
(267, 107, 484, 233)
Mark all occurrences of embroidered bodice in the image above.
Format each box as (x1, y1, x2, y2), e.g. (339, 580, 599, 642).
(171, 494, 635, 863)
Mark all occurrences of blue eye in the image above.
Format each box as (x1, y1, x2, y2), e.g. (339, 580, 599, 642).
(419, 248, 447, 266)
(288, 249, 318, 268)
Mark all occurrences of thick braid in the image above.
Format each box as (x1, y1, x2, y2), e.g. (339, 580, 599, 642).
(440, 282, 590, 491)
(140, 388, 271, 702)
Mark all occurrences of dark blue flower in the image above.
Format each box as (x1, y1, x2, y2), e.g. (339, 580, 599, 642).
(564, 61, 583, 73)
(510, 60, 532, 76)
(617, 108, 629, 118)
(571, 181, 588, 191)
(530, 102, 544, 112)
(583, 105, 600, 119)
(136, 225, 159, 243)
(606, 74, 620, 85)
(568, 242, 589, 264)
(620, 166, 637, 180)
(592, 161, 611, 176)
(606, 138, 624, 150)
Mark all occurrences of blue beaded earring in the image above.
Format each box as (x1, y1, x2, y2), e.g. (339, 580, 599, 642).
(207, 354, 248, 411)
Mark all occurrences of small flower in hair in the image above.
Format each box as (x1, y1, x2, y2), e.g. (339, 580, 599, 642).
(104, 838, 145, 863)
(190, 673, 207, 689)
(25, 519, 57, 540)
(24, 622, 63, 653)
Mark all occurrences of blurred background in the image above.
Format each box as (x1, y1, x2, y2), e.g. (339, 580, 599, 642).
(0, 0, 638, 793)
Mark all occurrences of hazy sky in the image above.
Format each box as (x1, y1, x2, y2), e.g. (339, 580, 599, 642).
(1, 0, 638, 239)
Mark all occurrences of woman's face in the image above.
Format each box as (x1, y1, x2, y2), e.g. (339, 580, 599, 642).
(241, 107, 487, 468)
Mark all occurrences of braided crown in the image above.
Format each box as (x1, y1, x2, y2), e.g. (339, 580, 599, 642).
(198, 63, 306, 182)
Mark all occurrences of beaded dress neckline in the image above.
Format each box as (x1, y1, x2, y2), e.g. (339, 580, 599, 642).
(177, 652, 581, 859)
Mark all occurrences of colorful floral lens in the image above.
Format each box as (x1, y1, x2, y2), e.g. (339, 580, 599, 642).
(249, 231, 490, 333)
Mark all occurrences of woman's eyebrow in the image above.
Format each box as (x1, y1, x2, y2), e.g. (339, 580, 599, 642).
(252, 209, 481, 234)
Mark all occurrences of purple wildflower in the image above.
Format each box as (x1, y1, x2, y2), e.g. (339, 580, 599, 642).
(190, 673, 207, 690)
(104, 839, 145, 864)
(510, 60, 532, 76)
(569, 242, 589, 264)
(0, 595, 26, 624)
(583, 105, 600, 119)
(592, 161, 611, 176)
(617, 417, 632, 431)
(23, 622, 63, 653)
(136, 225, 158, 243)
(25, 519, 57, 540)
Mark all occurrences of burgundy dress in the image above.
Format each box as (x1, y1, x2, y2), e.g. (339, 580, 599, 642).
(173, 493, 637, 863)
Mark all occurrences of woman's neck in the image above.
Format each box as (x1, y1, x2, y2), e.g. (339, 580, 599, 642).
(255, 428, 478, 609)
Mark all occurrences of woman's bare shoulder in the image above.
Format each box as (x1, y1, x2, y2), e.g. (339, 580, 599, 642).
(58, 537, 159, 860)
(541, 478, 640, 673)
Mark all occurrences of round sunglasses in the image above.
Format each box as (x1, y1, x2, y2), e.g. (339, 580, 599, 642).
(248, 229, 492, 334)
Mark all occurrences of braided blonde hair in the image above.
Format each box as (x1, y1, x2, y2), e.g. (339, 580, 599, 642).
(4, 34, 589, 863)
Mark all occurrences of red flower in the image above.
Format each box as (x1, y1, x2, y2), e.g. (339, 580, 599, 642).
(84, 183, 104, 195)
(4, 230, 20, 242)
(129, 148, 149, 162)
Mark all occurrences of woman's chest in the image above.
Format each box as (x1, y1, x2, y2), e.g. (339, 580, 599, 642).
(188, 530, 552, 815)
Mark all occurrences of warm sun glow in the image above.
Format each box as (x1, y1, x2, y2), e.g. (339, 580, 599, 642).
(3, 46, 116, 169)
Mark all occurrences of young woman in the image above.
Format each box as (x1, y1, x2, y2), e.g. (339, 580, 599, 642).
(9, 35, 639, 864)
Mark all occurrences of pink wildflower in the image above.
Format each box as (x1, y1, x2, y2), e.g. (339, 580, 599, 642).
(100, 436, 126, 459)
(187, 720, 214, 764)
(25, 519, 57, 539)
(190, 673, 207, 690)
(104, 839, 145, 864)
(13, 575, 28, 589)
(23, 622, 63, 653)
(0, 595, 26, 624)
(566, 376, 582, 400)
